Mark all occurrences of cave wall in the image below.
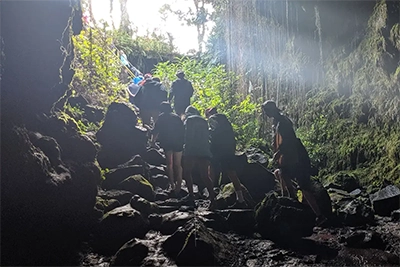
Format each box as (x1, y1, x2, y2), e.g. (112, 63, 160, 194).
(1, 0, 82, 126)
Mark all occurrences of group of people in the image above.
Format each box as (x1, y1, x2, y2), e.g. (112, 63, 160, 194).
(128, 70, 326, 223)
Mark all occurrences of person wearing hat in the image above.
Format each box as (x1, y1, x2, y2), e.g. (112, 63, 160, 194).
(262, 100, 326, 224)
(205, 107, 247, 209)
(169, 71, 194, 118)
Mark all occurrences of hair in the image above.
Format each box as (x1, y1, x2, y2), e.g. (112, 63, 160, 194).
(176, 71, 185, 78)
(159, 101, 172, 113)
(152, 77, 161, 82)
(185, 106, 200, 117)
(205, 107, 218, 118)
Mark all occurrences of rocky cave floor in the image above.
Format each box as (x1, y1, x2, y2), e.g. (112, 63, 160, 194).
(81, 202, 400, 267)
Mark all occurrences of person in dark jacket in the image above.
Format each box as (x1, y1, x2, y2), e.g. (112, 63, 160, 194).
(169, 71, 194, 117)
(205, 107, 247, 208)
(181, 106, 215, 207)
(136, 77, 167, 127)
(262, 100, 325, 224)
(151, 102, 184, 192)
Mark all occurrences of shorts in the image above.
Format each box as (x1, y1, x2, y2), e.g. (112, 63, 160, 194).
(280, 164, 312, 190)
(161, 140, 184, 153)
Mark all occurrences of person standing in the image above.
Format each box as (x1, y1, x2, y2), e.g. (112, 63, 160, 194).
(205, 107, 247, 208)
(136, 77, 167, 127)
(262, 100, 326, 224)
(169, 71, 194, 117)
(151, 102, 184, 193)
(180, 106, 215, 208)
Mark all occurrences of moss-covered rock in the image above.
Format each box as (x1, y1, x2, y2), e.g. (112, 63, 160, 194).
(117, 175, 154, 201)
(215, 183, 255, 209)
(255, 192, 315, 242)
(93, 204, 149, 255)
(130, 194, 159, 216)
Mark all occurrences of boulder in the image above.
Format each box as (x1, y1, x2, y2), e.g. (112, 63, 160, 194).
(149, 165, 166, 176)
(213, 209, 256, 235)
(93, 204, 149, 255)
(215, 183, 255, 209)
(103, 165, 150, 190)
(305, 180, 333, 219)
(98, 189, 133, 206)
(96, 103, 147, 169)
(116, 175, 154, 201)
(337, 198, 375, 226)
(95, 197, 121, 213)
(130, 195, 159, 215)
(329, 172, 360, 193)
(155, 191, 170, 201)
(344, 230, 386, 249)
(1, 127, 98, 265)
(244, 147, 269, 165)
(369, 185, 400, 216)
(143, 148, 166, 166)
(239, 162, 276, 203)
(110, 238, 149, 266)
(391, 209, 400, 221)
(40, 116, 98, 164)
(255, 192, 316, 242)
(159, 210, 195, 235)
(151, 174, 170, 190)
(162, 219, 237, 266)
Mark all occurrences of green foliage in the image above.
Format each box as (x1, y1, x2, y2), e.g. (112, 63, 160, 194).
(153, 57, 262, 149)
(113, 29, 177, 59)
(71, 26, 127, 107)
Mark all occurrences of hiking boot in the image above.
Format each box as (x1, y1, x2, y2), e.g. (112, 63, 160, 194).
(228, 201, 248, 209)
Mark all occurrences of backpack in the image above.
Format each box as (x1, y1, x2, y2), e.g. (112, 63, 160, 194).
(208, 113, 236, 154)
(141, 80, 167, 110)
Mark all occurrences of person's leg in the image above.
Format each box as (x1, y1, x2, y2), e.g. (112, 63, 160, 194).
(276, 168, 297, 198)
(173, 151, 183, 193)
(274, 169, 287, 196)
(199, 158, 215, 203)
(226, 170, 245, 203)
(296, 172, 323, 218)
(165, 151, 175, 190)
(302, 189, 321, 217)
(183, 157, 195, 197)
(141, 110, 151, 127)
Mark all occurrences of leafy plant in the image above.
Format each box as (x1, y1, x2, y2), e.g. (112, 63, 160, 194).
(153, 57, 262, 149)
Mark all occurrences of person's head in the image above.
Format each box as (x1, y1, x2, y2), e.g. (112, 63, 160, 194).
(262, 100, 281, 118)
(152, 77, 161, 82)
(159, 101, 172, 114)
(144, 73, 152, 80)
(205, 107, 218, 118)
(185, 106, 200, 118)
(176, 70, 185, 79)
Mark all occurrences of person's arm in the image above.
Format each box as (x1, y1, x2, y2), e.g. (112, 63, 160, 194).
(188, 81, 194, 98)
(184, 117, 194, 146)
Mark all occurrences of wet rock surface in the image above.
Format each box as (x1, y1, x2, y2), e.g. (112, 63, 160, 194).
(370, 185, 400, 216)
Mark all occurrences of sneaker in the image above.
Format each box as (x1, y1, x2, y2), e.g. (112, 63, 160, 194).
(228, 201, 248, 209)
